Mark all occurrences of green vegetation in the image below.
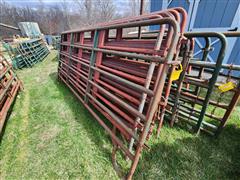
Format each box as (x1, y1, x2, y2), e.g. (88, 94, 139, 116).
(0, 50, 240, 179)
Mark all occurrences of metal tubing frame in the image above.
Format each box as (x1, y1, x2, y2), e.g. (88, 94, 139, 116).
(0, 56, 22, 134)
(58, 17, 180, 179)
(169, 32, 228, 135)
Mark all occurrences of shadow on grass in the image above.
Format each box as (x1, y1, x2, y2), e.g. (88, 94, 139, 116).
(49, 72, 113, 160)
(49, 71, 240, 179)
(135, 123, 240, 179)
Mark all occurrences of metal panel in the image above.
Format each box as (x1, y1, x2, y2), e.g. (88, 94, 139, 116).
(150, 0, 240, 76)
(0, 56, 22, 134)
(58, 11, 184, 178)
(168, 0, 190, 10)
(194, 0, 239, 28)
(151, 0, 194, 30)
(18, 22, 42, 38)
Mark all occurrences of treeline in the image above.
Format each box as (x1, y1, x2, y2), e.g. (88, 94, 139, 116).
(0, 0, 149, 38)
(0, 1, 67, 36)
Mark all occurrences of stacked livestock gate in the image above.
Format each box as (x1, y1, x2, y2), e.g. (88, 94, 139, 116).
(12, 38, 49, 69)
(0, 54, 22, 134)
(58, 7, 240, 179)
(141, 31, 240, 136)
(52, 36, 61, 50)
(165, 32, 240, 136)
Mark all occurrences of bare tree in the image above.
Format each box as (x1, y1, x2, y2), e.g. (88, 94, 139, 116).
(60, 0, 72, 29)
(84, 0, 92, 24)
(0, 0, 118, 37)
(128, 0, 140, 16)
(96, 0, 115, 22)
(74, 0, 116, 25)
(128, 0, 149, 16)
(74, 0, 93, 25)
(0, 0, 68, 36)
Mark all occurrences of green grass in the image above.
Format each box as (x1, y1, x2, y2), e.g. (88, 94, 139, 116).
(0, 50, 240, 179)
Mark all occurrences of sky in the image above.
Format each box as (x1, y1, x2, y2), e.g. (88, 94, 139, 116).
(3, 0, 130, 13)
